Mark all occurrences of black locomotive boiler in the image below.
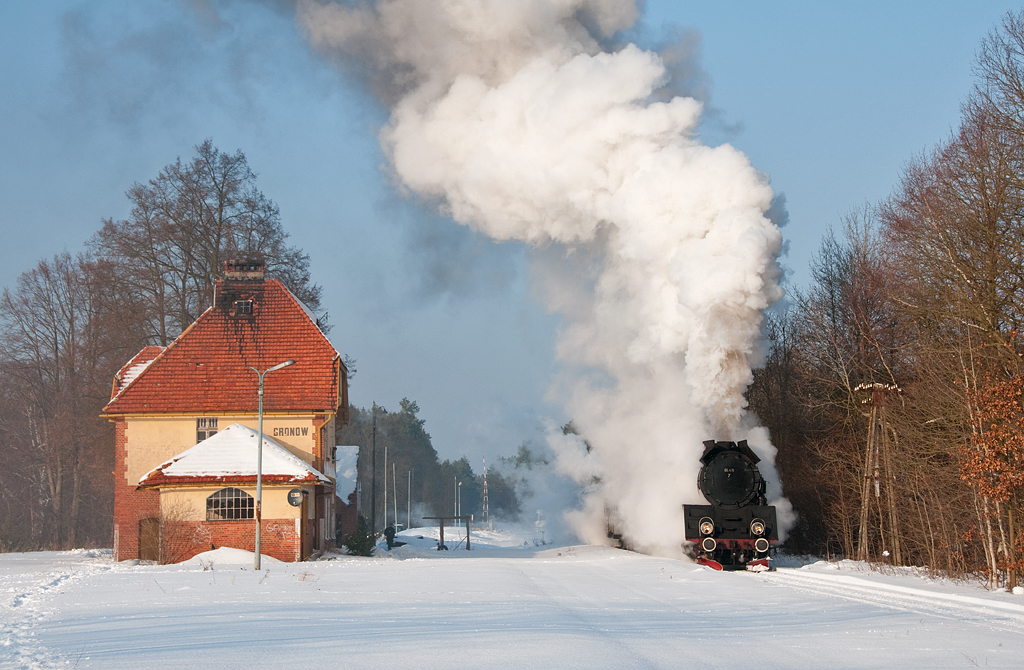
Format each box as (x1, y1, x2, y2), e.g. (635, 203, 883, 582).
(683, 439, 778, 571)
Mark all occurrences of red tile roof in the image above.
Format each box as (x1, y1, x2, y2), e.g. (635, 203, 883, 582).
(103, 279, 345, 415)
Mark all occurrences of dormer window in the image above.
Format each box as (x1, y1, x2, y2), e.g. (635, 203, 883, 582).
(233, 300, 254, 316)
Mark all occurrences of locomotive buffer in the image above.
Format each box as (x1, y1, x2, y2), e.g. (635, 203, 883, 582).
(683, 440, 779, 571)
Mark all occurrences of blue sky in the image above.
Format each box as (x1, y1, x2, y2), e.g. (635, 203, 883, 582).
(0, 1, 1015, 466)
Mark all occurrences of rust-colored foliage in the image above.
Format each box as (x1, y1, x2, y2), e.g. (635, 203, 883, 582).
(964, 370, 1024, 579)
(964, 374, 1024, 502)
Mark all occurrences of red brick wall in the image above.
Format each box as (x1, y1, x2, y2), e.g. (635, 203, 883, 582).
(162, 518, 301, 564)
(112, 418, 160, 561)
(337, 490, 359, 543)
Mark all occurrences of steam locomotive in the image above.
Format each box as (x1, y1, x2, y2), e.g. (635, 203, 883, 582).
(683, 440, 778, 571)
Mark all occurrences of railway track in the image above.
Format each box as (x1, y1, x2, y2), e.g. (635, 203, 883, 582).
(767, 567, 1024, 633)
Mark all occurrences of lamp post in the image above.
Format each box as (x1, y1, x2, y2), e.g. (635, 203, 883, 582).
(250, 359, 295, 570)
(371, 409, 377, 533)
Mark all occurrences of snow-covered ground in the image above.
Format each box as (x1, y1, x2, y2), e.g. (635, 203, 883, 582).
(3, 526, 1024, 669)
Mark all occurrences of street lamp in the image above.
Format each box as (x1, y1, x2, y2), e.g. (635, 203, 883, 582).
(250, 359, 295, 570)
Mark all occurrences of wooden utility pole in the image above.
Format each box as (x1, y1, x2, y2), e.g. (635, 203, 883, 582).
(881, 405, 902, 565)
(857, 397, 877, 562)
(856, 383, 902, 564)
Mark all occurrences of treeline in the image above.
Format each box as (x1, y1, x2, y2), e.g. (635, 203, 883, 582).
(754, 12, 1024, 588)
(0, 141, 319, 551)
(336, 399, 520, 532)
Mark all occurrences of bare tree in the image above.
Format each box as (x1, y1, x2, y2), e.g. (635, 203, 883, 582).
(789, 216, 908, 561)
(0, 143, 325, 551)
(160, 499, 204, 565)
(91, 140, 322, 345)
(0, 253, 130, 549)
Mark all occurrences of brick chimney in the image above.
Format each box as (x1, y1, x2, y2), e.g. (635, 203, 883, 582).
(223, 259, 265, 281)
(214, 259, 266, 312)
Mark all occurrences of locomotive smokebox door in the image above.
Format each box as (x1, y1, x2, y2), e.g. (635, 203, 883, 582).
(697, 440, 766, 509)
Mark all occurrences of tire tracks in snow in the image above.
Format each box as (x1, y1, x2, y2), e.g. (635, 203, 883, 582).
(0, 556, 109, 669)
(766, 568, 1024, 633)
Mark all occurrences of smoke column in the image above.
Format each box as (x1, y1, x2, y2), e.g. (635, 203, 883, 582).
(299, 0, 790, 557)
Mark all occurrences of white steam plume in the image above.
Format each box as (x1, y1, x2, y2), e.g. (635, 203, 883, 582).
(299, 0, 791, 557)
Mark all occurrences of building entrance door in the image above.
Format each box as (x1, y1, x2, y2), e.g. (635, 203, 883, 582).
(139, 517, 160, 562)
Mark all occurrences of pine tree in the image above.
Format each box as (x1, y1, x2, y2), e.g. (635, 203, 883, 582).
(344, 515, 377, 556)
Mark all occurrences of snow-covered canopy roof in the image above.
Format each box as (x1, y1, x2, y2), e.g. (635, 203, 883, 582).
(139, 423, 331, 488)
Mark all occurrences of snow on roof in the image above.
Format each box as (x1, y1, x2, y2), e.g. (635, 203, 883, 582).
(139, 423, 331, 487)
(111, 345, 165, 400)
(334, 445, 359, 500)
(122, 357, 156, 388)
(292, 292, 320, 326)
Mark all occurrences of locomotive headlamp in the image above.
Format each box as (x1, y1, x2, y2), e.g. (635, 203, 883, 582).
(750, 519, 766, 536)
(699, 518, 715, 536)
(754, 538, 770, 553)
(701, 537, 717, 552)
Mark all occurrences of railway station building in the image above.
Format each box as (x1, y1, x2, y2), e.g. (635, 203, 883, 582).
(102, 260, 349, 563)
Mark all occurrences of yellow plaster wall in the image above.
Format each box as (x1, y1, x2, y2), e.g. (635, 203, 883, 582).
(124, 414, 324, 487)
(160, 485, 314, 521)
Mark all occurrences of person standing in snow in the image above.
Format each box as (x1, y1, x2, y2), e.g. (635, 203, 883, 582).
(384, 523, 396, 551)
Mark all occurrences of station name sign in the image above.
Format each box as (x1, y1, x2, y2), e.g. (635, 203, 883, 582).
(272, 426, 309, 437)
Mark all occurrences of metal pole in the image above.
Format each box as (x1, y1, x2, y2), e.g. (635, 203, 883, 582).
(250, 359, 294, 571)
(392, 463, 397, 531)
(384, 440, 388, 527)
(407, 470, 411, 530)
(371, 411, 377, 533)
(255, 369, 264, 570)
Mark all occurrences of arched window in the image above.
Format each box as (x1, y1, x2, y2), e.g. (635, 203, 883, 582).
(206, 487, 254, 521)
